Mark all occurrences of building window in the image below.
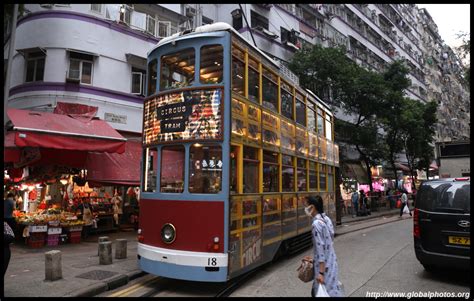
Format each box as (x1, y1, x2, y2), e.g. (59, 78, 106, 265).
(189, 144, 222, 194)
(131, 67, 146, 96)
(147, 15, 156, 36)
(143, 147, 158, 192)
(120, 5, 132, 25)
(282, 155, 294, 192)
(243, 146, 259, 193)
(263, 150, 279, 192)
(251, 10, 269, 30)
(200, 44, 223, 84)
(160, 146, 185, 193)
(202, 16, 213, 25)
(231, 9, 243, 30)
(158, 21, 171, 38)
(90, 4, 102, 14)
(25, 51, 45, 83)
(147, 59, 157, 96)
(68, 52, 93, 85)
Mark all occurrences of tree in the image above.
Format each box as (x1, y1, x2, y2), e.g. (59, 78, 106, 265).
(400, 99, 438, 189)
(289, 45, 387, 193)
(455, 32, 470, 89)
(379, 60, 411, 189)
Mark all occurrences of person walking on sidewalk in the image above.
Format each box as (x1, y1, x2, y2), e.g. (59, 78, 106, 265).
(351, 190, 359, 217)
(4, 192, 16, 231)
(399, 190, 412, 218)
(304, 196, 343, 297)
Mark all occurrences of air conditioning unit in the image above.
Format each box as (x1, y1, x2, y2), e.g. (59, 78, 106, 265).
(255, 26, 278, 39)
(40, 4, 54, 8)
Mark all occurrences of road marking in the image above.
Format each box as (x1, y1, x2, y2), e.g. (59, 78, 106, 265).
(108, 275, 160, 297)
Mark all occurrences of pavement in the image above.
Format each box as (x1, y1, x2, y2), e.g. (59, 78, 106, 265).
(3, 206, 408, 297)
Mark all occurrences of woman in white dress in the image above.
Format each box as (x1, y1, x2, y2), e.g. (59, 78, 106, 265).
(304, 196, 343, 297)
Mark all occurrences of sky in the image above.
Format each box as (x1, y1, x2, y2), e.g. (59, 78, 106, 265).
(416, 4, 470, 50)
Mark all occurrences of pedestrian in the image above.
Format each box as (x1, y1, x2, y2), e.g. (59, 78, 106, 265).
(386, 188, 393, 209)
(78, 198, 94, 238)
(303, 196, 343, 297)
(4, 221, 15, 276)
(399, 190, 412, 218)
(359, 190, 367, 216)
(351, 190, 359, 217)
(4, 192, 17, 231)
(111, 192, 123, 227)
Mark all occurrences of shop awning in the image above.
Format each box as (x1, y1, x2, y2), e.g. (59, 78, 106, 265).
(85, 140, 142, 186)
(6, 108, 126, 154)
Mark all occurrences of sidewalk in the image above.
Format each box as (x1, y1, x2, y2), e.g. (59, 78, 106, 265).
(3, 208, 410, 298)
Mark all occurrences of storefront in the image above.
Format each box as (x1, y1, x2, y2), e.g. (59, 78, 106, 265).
(4, 105, 128, 247)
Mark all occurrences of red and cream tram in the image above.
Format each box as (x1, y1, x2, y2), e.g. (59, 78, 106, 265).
(138, 22, 339, 282)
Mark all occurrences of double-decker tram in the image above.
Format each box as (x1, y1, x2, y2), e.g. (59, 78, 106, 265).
(138, 22, 339, 282)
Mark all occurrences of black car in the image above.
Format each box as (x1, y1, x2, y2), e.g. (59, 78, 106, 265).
(414, 177, 470, 271)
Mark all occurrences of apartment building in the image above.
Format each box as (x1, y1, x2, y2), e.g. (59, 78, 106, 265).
(197, 3, 469, 143)
(4, 4, 188, 135)
(4, 4, 469, 141)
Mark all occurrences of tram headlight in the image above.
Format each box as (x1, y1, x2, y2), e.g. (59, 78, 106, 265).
(161, 223, 176, 244)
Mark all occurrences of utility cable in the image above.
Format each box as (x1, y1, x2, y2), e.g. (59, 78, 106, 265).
(239, 4, 258, 48)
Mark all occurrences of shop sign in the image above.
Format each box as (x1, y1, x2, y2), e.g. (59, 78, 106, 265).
(104, 112, 127, 124)
(143, 88, 222, 145)
(48, 227, 62, 235)
(201, 159, 223, 171)
(30, 225, 48, 233)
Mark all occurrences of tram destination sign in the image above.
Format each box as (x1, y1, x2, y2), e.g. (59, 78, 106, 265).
(143, 88, 222, 144)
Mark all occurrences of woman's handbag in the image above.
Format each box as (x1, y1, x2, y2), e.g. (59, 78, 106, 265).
(297, 258, 314, 283)
(316, 283, 330, 297)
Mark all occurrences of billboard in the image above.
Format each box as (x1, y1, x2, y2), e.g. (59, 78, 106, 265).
(143, 88, 223, 145)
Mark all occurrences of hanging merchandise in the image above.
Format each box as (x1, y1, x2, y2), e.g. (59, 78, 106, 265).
(28, 189, 38, 201)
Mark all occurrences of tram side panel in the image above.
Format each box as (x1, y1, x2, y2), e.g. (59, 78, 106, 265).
(138, 199, 228, 282)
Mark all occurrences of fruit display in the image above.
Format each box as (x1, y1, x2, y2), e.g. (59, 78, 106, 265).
(14, 210, 85, 227)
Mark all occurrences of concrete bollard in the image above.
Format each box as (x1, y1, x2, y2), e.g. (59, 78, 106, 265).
(99, 241, 112, 265)
(115, 239, 128, 259)
(45, 250, 62, 281)
(97, 236, 110, 256)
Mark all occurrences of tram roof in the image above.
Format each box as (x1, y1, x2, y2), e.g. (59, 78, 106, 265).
(148, 22, 280, 70)
(148, 22, 333, 117)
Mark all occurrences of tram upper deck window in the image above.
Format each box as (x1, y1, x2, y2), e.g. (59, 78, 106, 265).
(262, 68, 278, 112)
(248, 57, 260, 103)
(295, 95, 306, 127)
(160, 146, 185, 193)
(280, 81, 293, 120)
(200, 45, 223, 84)
(317, 108, 324, 137)
(263, 150, 279, 192)
(147, 59, 157, 96)
(232, 47, 245, 96)
(189, 144, 222, 193)
(160, 48, 195, 91)
(143, 147, 158, 192)
(325, 114, 332, 141)
(243, 146, 259, 193)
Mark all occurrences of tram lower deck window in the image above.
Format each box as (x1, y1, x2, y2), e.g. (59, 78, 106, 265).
(189, 144, 222, 193)
(160, 146, 185, 193)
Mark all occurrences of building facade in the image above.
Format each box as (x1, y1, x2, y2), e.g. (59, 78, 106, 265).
(4, 4, 188, 136)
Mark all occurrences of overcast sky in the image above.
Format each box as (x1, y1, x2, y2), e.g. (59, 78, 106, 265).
(416, 4, 470, 49)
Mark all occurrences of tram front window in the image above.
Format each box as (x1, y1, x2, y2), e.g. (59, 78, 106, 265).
(160, 48, 195, 91)
(160, 146, 185, 193)
(189, 144, 222, 193)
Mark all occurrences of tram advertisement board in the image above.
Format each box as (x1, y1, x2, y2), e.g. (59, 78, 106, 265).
(143, 88, 222, 145)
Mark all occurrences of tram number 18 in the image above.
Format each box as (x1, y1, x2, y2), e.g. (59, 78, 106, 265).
(207, 257, 217, 266)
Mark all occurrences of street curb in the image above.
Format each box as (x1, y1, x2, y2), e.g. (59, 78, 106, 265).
(66, 282, 108, 297)
(106, 274, 129, 291)
(335, 216, 408, 237)
(127, 270, 147, 281)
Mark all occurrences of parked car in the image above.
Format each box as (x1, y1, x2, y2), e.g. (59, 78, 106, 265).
(414, 177, 470, 271)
